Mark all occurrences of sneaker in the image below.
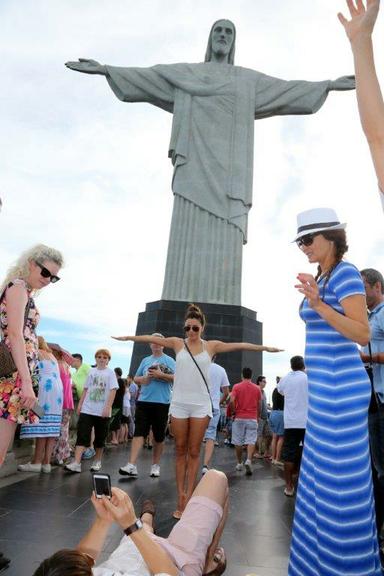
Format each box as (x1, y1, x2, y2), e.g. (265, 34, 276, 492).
(201, 465, 209, 475)
(82, 448, 96, 460)
(41, 464, 51, 474)
(245, 459, 253, 476)
(18, 462, 42, 473)
(64, 461, 82, 473)
(235, 463, 244, 471)
(90, 461, 102, 472)
(150, 464, 160, 477)
(284, 487, 295, 497)
(119, 463, 138, 477)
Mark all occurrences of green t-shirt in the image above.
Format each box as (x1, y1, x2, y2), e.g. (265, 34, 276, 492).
(72, 363, 91, 398)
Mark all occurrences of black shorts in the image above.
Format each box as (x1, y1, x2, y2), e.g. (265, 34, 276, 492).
(134, 401, 170, 443)
(282, 428, 305, 463)
(76, 413, 110, 449)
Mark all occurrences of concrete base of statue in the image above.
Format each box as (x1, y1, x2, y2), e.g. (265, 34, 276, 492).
(129, 300, 263, 385)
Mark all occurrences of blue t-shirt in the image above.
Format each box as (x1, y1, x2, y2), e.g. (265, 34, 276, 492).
(363, 301, 384, 402)
(135, 353, 175, 404)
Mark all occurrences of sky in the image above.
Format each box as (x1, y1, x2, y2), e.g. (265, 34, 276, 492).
(1, 0, 383, 401)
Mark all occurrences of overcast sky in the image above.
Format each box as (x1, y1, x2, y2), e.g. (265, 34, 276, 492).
(1, 0, 383, 399)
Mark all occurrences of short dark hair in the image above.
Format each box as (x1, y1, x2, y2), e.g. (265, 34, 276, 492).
(72, 353, 83, 362)
(242, 367, 252, 379)
(114, 367, 123, 377)
(290, 355, 305, 371)
(256, 375, 265, 385)
(32, 549, 92, 576)
(360, 268, 384, 293)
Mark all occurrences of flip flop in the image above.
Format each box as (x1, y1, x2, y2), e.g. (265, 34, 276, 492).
(203, 547, 226, 576)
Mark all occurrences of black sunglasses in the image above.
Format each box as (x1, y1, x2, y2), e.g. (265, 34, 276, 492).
(36, 262, 60, 283)
(296, 233, 320, 248)
(184, 325, 200, 332)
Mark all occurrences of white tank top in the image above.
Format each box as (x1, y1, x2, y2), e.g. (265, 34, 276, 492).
(172, 340, 211, 405)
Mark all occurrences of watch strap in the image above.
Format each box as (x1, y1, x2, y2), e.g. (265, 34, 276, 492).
(124, 518, 143, 536)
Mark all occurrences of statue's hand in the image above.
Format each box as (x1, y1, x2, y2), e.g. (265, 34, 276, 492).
(65, 58, 106, 75)
(329, 75, 355, 91)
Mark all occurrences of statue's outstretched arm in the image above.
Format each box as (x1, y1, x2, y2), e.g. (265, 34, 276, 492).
(329, 75, 355, 91)
(65, 58, 107, 76)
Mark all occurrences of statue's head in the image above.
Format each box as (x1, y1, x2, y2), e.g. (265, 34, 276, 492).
(205, 19, 236, 65)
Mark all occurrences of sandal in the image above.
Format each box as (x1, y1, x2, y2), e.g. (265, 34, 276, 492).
(172, 509, 182, 520)
(203, 547, 226, 575)
(140, 499, 156, 531)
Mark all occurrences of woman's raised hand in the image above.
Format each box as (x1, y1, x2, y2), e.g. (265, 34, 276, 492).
(338, 0, 380, 43)
(111, 336, 130, 341)
(295, 273, 321, 309)
(263, 346, 284, 353)
(65, 59, 107, 75)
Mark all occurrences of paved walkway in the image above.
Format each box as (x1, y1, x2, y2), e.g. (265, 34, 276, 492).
(0, 439, 294, 575)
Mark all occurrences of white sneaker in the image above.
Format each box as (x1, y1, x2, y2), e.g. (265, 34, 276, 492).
(42, 464, 51, 474)
(90, 461, 102, 472)
(245, 459, 253, 475)
(150, 464, 160, 477)
(64, 461, 82, 473)
(201, 465, 209, 475)
(235, 463, 244, 471)
(119, 463, 138, 477)
(18, 462, 42, 473)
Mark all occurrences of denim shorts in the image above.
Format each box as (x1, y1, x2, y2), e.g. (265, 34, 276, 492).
(204, 408, 220, 441)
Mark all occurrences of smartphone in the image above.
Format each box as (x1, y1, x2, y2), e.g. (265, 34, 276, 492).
(31, 402, 45, 418)
(92, 473, 112, 499)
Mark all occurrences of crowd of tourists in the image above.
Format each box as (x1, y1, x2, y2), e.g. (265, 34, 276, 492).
(1, 0, 384, 574)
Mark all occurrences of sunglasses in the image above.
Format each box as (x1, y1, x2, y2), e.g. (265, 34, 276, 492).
(296, 233, 319, 248)
(184, 325, 200, 332)
(36, 262, 60, 283)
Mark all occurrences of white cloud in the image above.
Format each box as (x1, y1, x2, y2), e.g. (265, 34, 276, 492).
(1, 0, 383, 394)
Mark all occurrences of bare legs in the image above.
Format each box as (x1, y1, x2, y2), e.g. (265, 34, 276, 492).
(203, 439, 215, 467)
(171, 416, 210, 515)
(128, 436, 144, 464)
(0, 420, 17, 466)
(32, 437, 57, 465)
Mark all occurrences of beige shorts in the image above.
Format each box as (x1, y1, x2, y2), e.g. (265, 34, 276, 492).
(151, 495, 223, 576)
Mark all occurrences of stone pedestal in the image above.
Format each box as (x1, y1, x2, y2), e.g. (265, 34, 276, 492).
(129, 300, 263, 385)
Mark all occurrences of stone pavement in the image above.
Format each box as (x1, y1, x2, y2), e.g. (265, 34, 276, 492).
(0, 439, 294, 575)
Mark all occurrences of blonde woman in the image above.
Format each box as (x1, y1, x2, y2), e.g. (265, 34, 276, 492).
(0, 245, 63, 465)
(18, 337, 63, 473)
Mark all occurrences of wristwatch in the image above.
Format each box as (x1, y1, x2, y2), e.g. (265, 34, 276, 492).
(124, 518, 143, 536)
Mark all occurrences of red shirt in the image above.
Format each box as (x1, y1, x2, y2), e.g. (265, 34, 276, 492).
(231, 379, 261, 420)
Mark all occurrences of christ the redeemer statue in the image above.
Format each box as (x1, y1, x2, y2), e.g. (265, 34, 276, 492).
(66, 19, 354, 306)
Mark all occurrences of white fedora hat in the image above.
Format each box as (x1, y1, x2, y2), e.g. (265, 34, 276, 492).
(293, 207, 346, 242)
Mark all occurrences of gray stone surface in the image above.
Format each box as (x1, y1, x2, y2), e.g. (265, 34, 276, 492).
(66, 20, 354, 305)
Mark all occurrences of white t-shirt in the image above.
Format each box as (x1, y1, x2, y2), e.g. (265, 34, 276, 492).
(209, 363, 230, 410)
(93, 535, 173, 576)
(277, 370, 308, 429)
(81, 367, 118, 417)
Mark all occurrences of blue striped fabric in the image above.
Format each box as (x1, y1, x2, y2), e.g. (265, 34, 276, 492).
(289, 261, 381, 575)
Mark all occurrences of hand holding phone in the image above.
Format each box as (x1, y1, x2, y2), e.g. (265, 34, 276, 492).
(92, 473, 112, 499)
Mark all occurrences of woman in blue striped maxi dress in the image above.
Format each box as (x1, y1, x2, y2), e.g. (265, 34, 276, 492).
(290, 207, 381, 576)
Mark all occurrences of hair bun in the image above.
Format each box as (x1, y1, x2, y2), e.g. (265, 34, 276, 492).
(185, 303, 206, 328)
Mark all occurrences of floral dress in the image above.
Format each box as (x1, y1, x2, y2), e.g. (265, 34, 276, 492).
(0, 279, 40, 424)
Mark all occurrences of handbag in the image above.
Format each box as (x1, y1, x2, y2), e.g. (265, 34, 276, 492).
(367, 342, 380, 414)
(0, 284, 31, 378)
(183, 341, 214, 413)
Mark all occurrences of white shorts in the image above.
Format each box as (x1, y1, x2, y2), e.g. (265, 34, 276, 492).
(170, 401, 212, 419)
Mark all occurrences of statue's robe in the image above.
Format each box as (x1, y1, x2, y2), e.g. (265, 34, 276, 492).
(106, 62, 330, 304)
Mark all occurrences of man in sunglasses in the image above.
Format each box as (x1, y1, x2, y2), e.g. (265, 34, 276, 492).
(119, 333, 175, 478)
